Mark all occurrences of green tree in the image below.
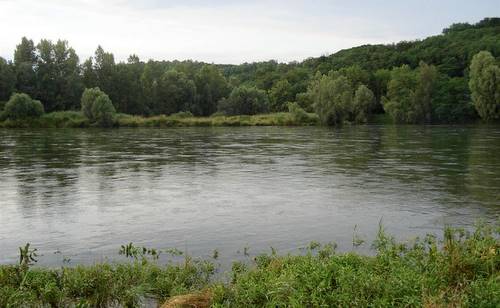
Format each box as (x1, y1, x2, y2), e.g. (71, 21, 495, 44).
(13, 37, 37, 98)
(373, 69, 391, 110)
(194, 65, 230, 116)
(2, 93, 44, 120)
(113, 56, 145, 115)
(328, 65, 370, 89)
(155, 70, 196, 115)
(269, 79, 293, 112)
(469, 51, 500, 121)
(218, 86, 269, 115)
(432, 76, 475, 123)
(140, 60, 163, 115)
(414, 61, 438, 123)
(84, 46, 116, 103)
(91, 94, 116, 127)
(81, 87, 115, 126)
(295, 92, 313, 112)
(382, 65, 417, 123)
(36, 39, 82, 111)
(0, 57, 16, 102)
(310, 74, 353, 125)
(352, 85, 375, 123)
(82, 58, 97, 88)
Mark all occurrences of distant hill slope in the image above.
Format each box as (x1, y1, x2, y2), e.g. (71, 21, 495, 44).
(302, 17, 500, 76)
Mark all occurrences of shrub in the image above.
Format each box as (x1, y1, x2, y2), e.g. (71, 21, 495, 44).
(287, 102, 309, 123)
(81, 87, 104, 121)
(81, 87, 116, 127)
(170, 111, 194, 118)
(218, 86, 269, 115)
(91, 94, 116, 127)
(2, 93, 44, 120)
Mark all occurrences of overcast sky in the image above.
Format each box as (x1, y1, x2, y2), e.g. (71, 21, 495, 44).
(0, 0, 498, 64)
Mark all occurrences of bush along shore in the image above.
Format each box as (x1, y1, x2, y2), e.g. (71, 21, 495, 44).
(0, 223, 498, 307)
(0, 110, 319, 128)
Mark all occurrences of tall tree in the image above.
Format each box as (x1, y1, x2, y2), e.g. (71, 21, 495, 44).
(194, 65, 229, 116)
(36, 39, 82, 111)
(269, 79, 293, 112)
(140, 60, 164, 115)
(0, 57, 16, 102)
(13, 37, 37, 97)
(382, 65, 417, 123)
(352, 85, 375, 123)
(81, 46, 120, 111)
(469, 51, 500, 121)
(112, 57, 145, 115)
(414, 61, 438, 123)
(155, 70, 196, 115)
(310, 74, 353, 125)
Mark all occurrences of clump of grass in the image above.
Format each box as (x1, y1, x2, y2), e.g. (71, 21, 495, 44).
(0, 257, 214, 307)
(2, 111, 319, 128)
(213, 223, 499, 307)
(0, 111, 89, 128)
(0, 223, 498, 307)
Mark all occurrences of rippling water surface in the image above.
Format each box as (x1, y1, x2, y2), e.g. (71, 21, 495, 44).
(0, 126, 499, 265)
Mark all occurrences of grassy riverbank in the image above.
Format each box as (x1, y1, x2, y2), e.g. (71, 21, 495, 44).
(0, 111, 320, 129)
(1, 224, 498, 307)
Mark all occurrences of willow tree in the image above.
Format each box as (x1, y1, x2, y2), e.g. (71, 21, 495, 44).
(353, 85, 375, 123)
(311, 75, 352, 125)
(469, 51, 500, 121)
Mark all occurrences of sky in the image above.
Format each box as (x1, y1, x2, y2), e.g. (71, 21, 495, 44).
(0, 0, 498, 64)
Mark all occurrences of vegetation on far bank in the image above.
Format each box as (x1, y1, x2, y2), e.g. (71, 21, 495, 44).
(0, 18, 499, 128)
(0, 110, 319, 129)
(0, 223, 498, 307)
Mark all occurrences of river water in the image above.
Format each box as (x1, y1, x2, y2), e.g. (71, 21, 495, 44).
(0, 125, 499, 265)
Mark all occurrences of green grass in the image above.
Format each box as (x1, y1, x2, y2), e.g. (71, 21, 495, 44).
(0, 111, 319, 128)
(0, 111, 89, 128)
(0, 223, 498, 307)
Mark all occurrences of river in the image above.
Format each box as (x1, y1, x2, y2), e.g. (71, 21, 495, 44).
(0, 125, 499, 265)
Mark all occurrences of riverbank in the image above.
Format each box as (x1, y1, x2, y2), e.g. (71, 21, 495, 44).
(1, 224, 498, 307)
(0, 111, 320, 128)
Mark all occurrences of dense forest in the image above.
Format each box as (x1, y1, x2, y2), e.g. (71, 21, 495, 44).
(0, 17, 499, 125)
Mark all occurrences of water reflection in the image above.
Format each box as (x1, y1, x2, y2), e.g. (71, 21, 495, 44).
(0, 125, 498, 265)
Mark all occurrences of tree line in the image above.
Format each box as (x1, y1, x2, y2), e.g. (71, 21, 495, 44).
(0, 18, 499, 124)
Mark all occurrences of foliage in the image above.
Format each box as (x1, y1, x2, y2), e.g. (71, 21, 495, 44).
(214, 223, 499, 307)
(383, 62, 439, 124)
(18, 243, 38, 270)
(469, 51, 500, 121)
(218, 86, 269, 115)
(0, 223, 498, 307)
(310, 73, 373, 125)
(2, 93, 44, 120)
(80, 87, 116, 127)
(311, 74, 351, 125)
(194, 65, 230, 116)
(0, 57, 15, 102)
(352, 84, 375, 123)
(433, 76, 475, 123)
(91, 94, 116, 127)
(0, 259, 214, 307)
(154, 70, 196, 115)
(0, 18, 499, 123)
(286, 102, 319, 125)
(269, 79, 294, 112)
(81, 87, 103, 121)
